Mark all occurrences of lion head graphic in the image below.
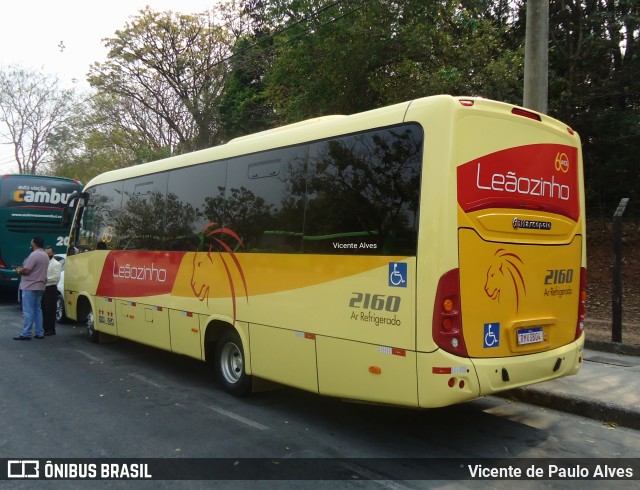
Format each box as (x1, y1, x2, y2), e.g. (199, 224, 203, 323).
(484, 248, 526, 312)
(191, 221, 248, 322)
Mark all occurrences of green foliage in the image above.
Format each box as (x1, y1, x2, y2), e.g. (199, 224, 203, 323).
(218, 36, 275, 140)
(547, 0, 640, 217)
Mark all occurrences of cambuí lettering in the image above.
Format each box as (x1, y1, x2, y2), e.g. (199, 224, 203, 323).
(12, 187, 75, 205)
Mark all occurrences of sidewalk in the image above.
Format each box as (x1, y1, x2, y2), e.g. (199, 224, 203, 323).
(499, 340, 640, 430)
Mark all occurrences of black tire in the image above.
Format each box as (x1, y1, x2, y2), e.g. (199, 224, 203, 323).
(56, 293, 69, 324)
(86, 308, 99, 343)
(214, 329, 251, 396)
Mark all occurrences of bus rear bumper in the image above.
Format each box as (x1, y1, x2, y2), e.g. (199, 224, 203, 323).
(416, 334, 584, 408)
(472, 333, 585, 396)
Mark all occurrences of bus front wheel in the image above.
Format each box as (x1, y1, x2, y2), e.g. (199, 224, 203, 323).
(214, 330, 251, 396)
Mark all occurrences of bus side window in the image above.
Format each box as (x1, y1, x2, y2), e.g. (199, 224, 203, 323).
(305, 124, 422, 256)
(224, 146, 307, 253)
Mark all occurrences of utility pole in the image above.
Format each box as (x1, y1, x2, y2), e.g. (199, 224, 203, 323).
(523, 0, 549, 114)
(612, 198, 629, 343)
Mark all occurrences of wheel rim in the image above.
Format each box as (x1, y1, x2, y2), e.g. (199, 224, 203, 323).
(220, 341, 243, 385)
(86, 311, 95, 337)
(56, 296, 64, 321)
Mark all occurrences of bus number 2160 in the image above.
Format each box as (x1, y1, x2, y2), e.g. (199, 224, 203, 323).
(349, 292, 401, 312)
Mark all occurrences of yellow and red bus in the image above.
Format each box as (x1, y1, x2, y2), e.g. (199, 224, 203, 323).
(63, 95, 586, 407)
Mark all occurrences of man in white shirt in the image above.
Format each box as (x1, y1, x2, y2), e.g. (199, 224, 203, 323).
(42, 246, 62, 336)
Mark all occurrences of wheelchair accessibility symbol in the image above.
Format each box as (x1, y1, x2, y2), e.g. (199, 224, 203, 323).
(388, 262, 407, 288)
(483, 323, 500, 348)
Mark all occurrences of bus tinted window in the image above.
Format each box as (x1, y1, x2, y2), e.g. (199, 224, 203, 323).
(305, 124, 422, 255)
(167, 161, 228, 252)
(116, 174, 169, 250)
(225, 146, 308, 253)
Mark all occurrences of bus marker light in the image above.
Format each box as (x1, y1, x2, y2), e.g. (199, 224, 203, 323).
(304, 333, 316, 340)
(511, 107, 542, 121)
(448, 377, 456, 388)
(459, 100, 474, 106)
(433, 366, 467, 375)
(369, 366, 382, 375)
(191, 328, 199, 333)
(378, 346, 405, 356)
(459, 380, 465, 389)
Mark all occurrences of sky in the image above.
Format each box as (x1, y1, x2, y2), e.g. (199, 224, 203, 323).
(0, 0, 220, 172)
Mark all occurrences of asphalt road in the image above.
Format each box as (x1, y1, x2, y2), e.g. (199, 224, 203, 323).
(0, 289, 638, 489)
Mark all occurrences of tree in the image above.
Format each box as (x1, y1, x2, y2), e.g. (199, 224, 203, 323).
(88, 4, 247, 153)
(218, 35, 276, 141)
(548, 0, 640, 217)
(48, 92, 167, 184)
(0, 65, 77, 174)
(239, 0, 525, 123)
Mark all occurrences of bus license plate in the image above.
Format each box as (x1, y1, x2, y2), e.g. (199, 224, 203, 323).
(517, 327, 544, 346)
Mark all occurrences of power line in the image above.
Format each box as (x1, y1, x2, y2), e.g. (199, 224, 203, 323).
(0, 155, 18, 166)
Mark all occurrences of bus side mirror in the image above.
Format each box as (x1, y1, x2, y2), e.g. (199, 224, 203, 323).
(62, 191, 89, 228)
(61, 207, 72, 228)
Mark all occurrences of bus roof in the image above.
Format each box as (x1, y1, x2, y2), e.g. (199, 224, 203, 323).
(83, 94, 575, 189)
(1, 174, 82, 185)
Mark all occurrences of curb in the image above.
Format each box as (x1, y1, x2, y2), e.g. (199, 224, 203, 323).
(497, 388, 640, 430)
(584, 339, 640, 357)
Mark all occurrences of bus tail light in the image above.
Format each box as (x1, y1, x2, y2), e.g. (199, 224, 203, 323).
(511, 107, 542, 121)
(433, 269, 468, 357)
(575, 267, 587, 340)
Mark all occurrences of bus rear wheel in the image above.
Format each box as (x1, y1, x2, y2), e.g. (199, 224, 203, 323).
(214, 330, 251, 396)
